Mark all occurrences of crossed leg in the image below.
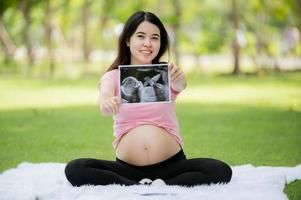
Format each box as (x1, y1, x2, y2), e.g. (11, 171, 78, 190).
(65, 157, 232, 187)
(65, 158, 143, 186)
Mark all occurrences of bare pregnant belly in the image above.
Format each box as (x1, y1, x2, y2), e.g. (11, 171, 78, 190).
(116, 125, 181, 166)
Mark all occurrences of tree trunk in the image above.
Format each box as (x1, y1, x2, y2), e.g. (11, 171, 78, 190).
(0, 14, 16, 62)
(253, 12, 266, 73)
(232, 39, 240, 75)
(21, 0, 34, 76)
(172, 0, 181, 65)
(82, 0, 90, 63)
(99, 0, 114, 48)
(45, 0, 54, 77)
(231, 0, 241, 75)
(296, 0, 301, 20)
(295, 0, 301, 56)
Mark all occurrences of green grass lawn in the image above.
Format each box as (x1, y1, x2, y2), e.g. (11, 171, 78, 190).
(0, 72, 300, 199)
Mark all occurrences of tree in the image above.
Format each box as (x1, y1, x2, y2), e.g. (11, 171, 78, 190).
(20, 0, 35, 76)
(45, 0, 55, 76)
(98, 0, 115, 48)
(82, 0, 91, 64)
(291, 0, 301, 56)
(244, 0, 299, 72)
(230, 0, 241, 75)
(171, 0, 181, 65)
(0, 0, 17, 68)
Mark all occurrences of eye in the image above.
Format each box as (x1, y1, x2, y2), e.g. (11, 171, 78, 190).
(137, 34, 145, 39)
(151, 36, 159, 40)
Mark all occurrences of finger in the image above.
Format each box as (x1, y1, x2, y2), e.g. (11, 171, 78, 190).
(113, 102, 119, 114)
(168, 62, 175, 73)
(170, 65, 177, 75)
(171, 70, 183, 81)
(169, 63, 183, 81)
(111, 96, 119, 105)
(171, 66, 181, 77)
(104, 102, 114, 114)
(113, 96, 121, 104)
(112, 97, 120, 113)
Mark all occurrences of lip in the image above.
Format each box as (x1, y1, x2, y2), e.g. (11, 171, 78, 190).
(140, 50, 152, 55)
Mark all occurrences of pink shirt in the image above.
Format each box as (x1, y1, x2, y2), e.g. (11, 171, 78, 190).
(100, 69, 183, 149)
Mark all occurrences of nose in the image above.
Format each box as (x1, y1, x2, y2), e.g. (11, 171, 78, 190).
(143, 38, 151, 47)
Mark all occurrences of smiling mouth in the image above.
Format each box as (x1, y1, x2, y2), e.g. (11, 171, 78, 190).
(140, 50, 152, 55)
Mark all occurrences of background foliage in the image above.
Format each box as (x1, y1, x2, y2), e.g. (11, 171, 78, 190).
(0, 0, 300, 77)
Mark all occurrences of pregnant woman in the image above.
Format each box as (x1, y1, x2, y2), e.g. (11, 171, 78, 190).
(65, 11, 232, 186)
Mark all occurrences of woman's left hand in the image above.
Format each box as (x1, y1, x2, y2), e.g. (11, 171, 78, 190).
(168, 62, 186, 92)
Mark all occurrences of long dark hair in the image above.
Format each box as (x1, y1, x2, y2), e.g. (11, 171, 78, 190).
(107, 11, 170, 71)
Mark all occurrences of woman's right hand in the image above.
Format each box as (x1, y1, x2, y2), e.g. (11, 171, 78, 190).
(101, 96, 120, 115)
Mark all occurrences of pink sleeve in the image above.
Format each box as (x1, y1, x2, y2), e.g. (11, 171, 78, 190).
(99, 69, 119, 96)
(100, 70, 118, 83)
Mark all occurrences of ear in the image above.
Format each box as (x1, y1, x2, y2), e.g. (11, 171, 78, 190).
(126, 40, 130, 47)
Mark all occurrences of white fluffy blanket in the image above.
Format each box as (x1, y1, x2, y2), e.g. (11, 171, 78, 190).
(0, 162, 300, 200)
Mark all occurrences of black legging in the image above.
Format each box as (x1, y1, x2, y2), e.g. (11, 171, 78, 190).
(65, 150, 232, 187)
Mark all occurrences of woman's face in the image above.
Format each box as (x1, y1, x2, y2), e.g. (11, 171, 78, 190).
(127, 21, 161, 65)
